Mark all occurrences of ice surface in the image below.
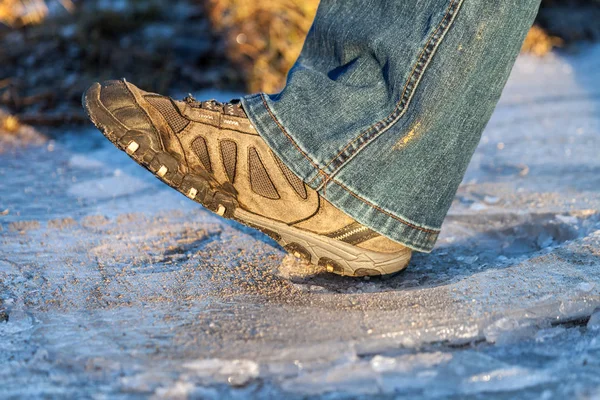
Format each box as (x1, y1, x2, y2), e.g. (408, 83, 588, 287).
(588, 310, 600, 331)
(2, 47, 600, 398)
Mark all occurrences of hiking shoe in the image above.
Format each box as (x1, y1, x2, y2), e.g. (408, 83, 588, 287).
(82, 79, 412, 277)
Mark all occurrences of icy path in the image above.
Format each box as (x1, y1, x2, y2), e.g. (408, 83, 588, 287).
(1, 48, 600, 399)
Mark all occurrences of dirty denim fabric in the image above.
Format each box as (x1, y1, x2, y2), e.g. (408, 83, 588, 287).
(241, 0, 541, 252)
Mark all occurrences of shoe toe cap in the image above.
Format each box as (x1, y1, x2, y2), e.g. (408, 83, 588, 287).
(98, 80, 136, 112)
(86, 80, 154, 132)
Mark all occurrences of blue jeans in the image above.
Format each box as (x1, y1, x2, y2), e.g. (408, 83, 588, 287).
(242, 0, 541, 252)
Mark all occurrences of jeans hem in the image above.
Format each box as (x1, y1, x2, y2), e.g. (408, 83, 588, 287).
(241, 93, 325, 187)
(241, 93, 440, 253)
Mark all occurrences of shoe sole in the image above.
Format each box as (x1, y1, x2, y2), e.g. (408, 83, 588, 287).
(83, 83, 410, 277)
(235, 209, 410, 276)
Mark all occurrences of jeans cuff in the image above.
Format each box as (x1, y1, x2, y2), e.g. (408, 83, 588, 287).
(241, 93, 326, 187)
(322, 180, 440, 252)
(241, 93, 440, 253)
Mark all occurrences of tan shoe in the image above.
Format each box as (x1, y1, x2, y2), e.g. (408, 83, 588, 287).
(83, 80, 411, 276)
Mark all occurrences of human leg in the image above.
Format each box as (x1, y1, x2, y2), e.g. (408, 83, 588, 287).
(243, 0, 541, 252)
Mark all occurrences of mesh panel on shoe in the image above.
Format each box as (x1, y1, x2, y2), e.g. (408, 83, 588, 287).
(248, 147, 280, 200)
(272, 152, 307, 200)
(192, 136, 212, 172)
(145, 95, 189, 133)
(220, 140, 238, 183)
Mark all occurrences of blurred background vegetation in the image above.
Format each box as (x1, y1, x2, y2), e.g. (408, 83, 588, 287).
(0, 0, 599, 131)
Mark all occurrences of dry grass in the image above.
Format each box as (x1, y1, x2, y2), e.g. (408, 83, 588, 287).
(0, 108, 47, 152)
(0, 113, 20, 133)
(0, 0, 48, 27)
(206, 0, 319, 93)
(522, 25, 563, 56)
(0, 0, 74, 27)
(205, 0, 570, 92)
(0, 0, 593, 103)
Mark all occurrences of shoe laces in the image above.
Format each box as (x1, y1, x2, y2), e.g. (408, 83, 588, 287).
(183, 95, 246, 117)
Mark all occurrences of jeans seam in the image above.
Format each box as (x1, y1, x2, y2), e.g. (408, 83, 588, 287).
(258, 82, 441, 237)
(259, 94, 326, 182)
(329, 179, 441, 234)
(318, 0, 465, 188)
(260, 93, 440, 239)
(256, 0, 462, 238)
